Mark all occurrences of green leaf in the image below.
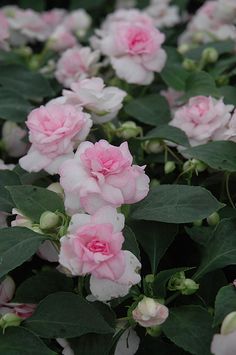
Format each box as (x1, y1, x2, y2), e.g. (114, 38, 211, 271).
(19, 0, 46, 11)
(124, 94, 171, 126)
(0, 327, 56, 355)
(213, 285, 236, 326)
(0, 64, 54, 100)
(0, 170, 21, 213)
(69, 334, 112, 355)
(137, 337, 189, 354)
(0, 89, 33, 122)
(143, 124, 190, 147)
(24, 292, 114, 338)
(185, 40, 235, 60)
(123, 225, 140, 260)
(153, 267, 194, 298)
(161, 63, 189, 91)
(185, 226, 214, 246)
(194, 218, 236, 280)
(131, 185, 223, 224)
(197, 270, 228, 307)
(185, 71, 219, 99)
(0, 227, 47, 279)
(162, 305, 214, 355)
(131, 221, 178, 273)
(185, 141, 236, 172)
(70, 0, 106, 10)
(7, 185, 65, 223)
(14, 269, 74, 303)
(219, 86, 236, 105)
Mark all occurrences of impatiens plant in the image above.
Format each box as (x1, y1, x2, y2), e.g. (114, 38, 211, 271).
(0, 0, 236, 354)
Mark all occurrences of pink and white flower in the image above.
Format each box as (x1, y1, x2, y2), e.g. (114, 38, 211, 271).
(47, 26, 77, 52)
(0, 11, 9, 49)
(59, 139, 149, 215)
(19, 102, 92, 174)
(145, 0, 181, 28)
(63, 77, 127, 123)
(41, 9, 66, 33)
(2, 121, 27, 158)
(170, 96, 234, 146)
(211, 311, 236, 355)
(93, 10, 166, 85)
(63, 9, 92, 37)
(55, 47, 100, 88)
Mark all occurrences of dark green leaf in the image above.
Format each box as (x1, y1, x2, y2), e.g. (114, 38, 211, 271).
(0, 170, 21, 213)
(162, 305, 214, 355)
(24, 292, 114, 338)
(19, 0, 46, 11)
(219, 86, 236, 105)
(161, 64, 189, 91)
(185, 141, 236, 173)
(131, 185, 223, 224)
(144, 124, 190, 147)
(213, 285, 236, 326)
(0, 227, 47, 279)
(0, 89, 33, 122)
(185, 226, 214, 246)
(123, 225, 140, 260)
(131, 221, 178, 273)
(194, 218, 236, 280)
(185, 71, 219, 99)
(70, 0, 106, 10)
(7, 185, 65, 223)
(185, 40, 235, 60)
(0, 327, 56, 355)
(14, 269, 74, 303)
(69, 334, 112, 355)
(124, 94, 171, 126)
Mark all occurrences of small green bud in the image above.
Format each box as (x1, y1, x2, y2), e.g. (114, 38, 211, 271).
(182, 58, 197, 71)
(183, 160, 192, 172)
(192, 159, 207, 172)
(202, 47, 219, 63)
(164, 161, 176, 174)
(102, 122, 116, 141)
(193, 219, 203, 227)
(181, 278, 199, 295)
(145, 274, 155, 283)
(143, 140, 163, 154)
(221, 312, 236, 335)
(168, 272, 185, 291)
(39, 211, 60, 230)
(147, 325, 162, 337)
(0, 313, 22, 331)
(192, 31, 204, 43)
(150, 179, 160, 188)
(178, 43, 190, 54)
(207, 212, 220, 226)
(116, 121, 142, 139)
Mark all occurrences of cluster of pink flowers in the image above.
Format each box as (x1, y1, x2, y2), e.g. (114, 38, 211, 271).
(92, 9, 167, 85)
(179, 0, 236, 45)
(170, 95, 235, 147)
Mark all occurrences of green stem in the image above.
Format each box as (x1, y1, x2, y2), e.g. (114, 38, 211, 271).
(165, 292, 180, 305)
(165, 145, 183, 164)
(225, 173, 235, 208)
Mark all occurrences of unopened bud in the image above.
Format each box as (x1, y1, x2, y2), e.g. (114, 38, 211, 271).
(168, 272, 185, 291)
(116, 121, 142, 139)
(39, 211, 60, 230)
(193, 219, 203, 227)
(0, 313, 22, 330)
(202, 47, 219, 63)
(143, 140, 163, 154)
(182, 58, 197, 71)
(150, 179, 160, 188)
(132, 297, 169, 328)
(178, 43, 190, 54)
(168, 272, 199, 295)
(147, 324, 162, 337)
(192, 159, 207, 172)
(164, 161, 176, 174)
(181, 278, 199, 295)
(145, 274, 155, 283)
(207, 212, 220, 226)
(221, 312, 236, 335)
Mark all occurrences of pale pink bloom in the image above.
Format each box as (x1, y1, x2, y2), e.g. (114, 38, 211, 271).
(218, 109, 236, 142)
(59, 140, 149, 215)
(145, 0, 181, 28)
(98, 18, 166, 85)
(59, 206, 125, 280)
(0, 277, 15, 304)
(0, 11, 9, 49)
(2, 121, 27, 158)
(8, 8, 49, 42)
(57, 339, 74, 355)
(37, 240, 59, 262)
(132, 297, 169, 328)
(115, 328, 140, 355)
(90, 250, 141, 301)
(41, 9, 66, 32)
(63, 77, 127, 123)
(170, 96, 234, 146)
(160, 88, 183, 109)
(48, 26, 77, 52)
(101, 9, 153, 31)
(19, 102, 92, 174)
(0, 212, 7, 227)
(215, 0, 236, 23)
(211, 312, 236, 355)
(55, 46, 100, 88)
(11, 208, 32, 228)
(0, 159, 14, 170)
(63, 9, 92, 37)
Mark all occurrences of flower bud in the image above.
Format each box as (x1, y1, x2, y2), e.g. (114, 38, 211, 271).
(150, 179, 160, 188)
(0, 276, 15, 304)
(168, 272, 185, 291)
(181, 278, 199, 295)
(207, 212, 220, 226)
(0, 313, 22, 330)
(164, 161, 176, 174)
(193, 219, 203, 227)
(143, 140, 163, 154)
(39, 211, 60, 230)
(116, 121, 142, 139)
(191, 159, 207, 172)
(132, 297, 169, 328)
(47, 183, 64, 199)
(178, 43, 190, 54)
(202, 47, 219, 63)
(221, 312, 236, 335)
(182, 58, 197, 71)
(192, 31, 204, 43)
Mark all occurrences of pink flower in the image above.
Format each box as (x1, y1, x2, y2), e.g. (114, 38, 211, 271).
(211, 312, 236, 355)
(55, 47, 100, 88)
(63, 77, 127, 123)
(160, 88, 183, 109)
(0, 11, 9, 48)
(2, 122, 27, 158)
(170, 96, 234, 146)
(115, 328, 140, 355)
(59, 140, 149, 214)
(63, 9, 92, 37)
(94, 10, 166, 85)
(57, 339, 74, 355)
(0, 277, 15, 304)
(19, 102, 92, 174)
(59, 206, 126, 280)
(41, 9, 66, 32)
(0, 159, 14, 170)
(132, 297, 169, 327)
(48, 26, 77, 52)
(145, 0, 181, 28)
(90, 250, 141, 301)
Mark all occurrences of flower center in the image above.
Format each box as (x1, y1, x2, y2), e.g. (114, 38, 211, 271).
(86, 238, 110, 254)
